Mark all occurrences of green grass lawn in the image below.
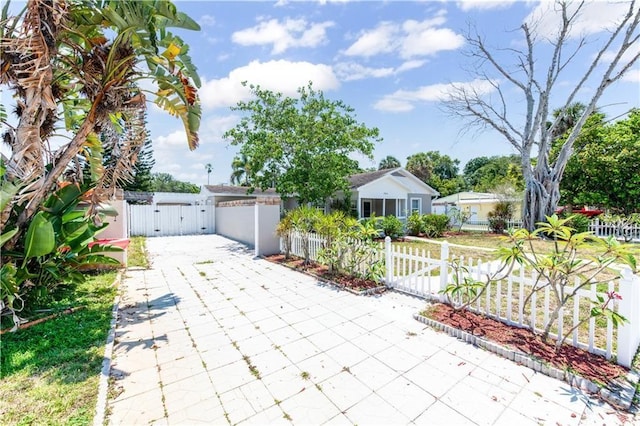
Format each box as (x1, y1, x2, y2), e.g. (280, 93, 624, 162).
(0, 272, 117, 425)
(127, 236, 149, 268)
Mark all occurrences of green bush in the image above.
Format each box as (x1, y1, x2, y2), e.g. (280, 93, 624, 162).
(423, 214, 450, 238)
(487, 201, 514, 233)
(380, 215, 404, 239)
(558, 211, 591, 234)
(406, 212, 424, 236)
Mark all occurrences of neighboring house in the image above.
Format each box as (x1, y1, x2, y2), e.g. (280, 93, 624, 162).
(332, 167, 439, 220)
(432, 191, 523, 221)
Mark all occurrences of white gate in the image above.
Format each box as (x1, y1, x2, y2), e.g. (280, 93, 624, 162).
(128, 204, 215, 237)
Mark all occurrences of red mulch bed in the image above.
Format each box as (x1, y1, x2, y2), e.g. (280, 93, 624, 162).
(264, 254, 385, 293)
(424, 303, 628, 386)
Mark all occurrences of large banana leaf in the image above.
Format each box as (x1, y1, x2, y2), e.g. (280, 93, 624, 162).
(44, 184, 82, 216)
(24, 212, 55, 258)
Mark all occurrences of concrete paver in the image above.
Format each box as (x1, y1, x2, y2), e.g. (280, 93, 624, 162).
(107, 235, 637, 425)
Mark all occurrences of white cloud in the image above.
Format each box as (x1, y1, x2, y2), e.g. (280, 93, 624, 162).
(334, 62, 394, 81)
(199, 14, 216, 27)
(199, 60, 339, 109)
(343, 14, 463, 59)
(525, 1, 637, 39)
(232, 18, 334, 54)
(401, 19, 464, 59)
(622, 68, 640, 83)
(343, 22, 398, 57)
(457, 0, 517, 11)
(374, 78, 496, 112)
(155, 130, 188, 148)
(334, 60, 426, 81)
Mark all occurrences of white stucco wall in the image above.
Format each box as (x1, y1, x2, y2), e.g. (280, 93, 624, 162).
(216, 205, 255, 247)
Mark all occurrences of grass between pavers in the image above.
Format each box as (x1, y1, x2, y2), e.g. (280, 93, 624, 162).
(0, 272, 118, 425)
(127, 236, 149, 268)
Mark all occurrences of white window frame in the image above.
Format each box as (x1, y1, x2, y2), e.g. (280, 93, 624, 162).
(397, 199, 407, 218)
(410, 197, 422, 215)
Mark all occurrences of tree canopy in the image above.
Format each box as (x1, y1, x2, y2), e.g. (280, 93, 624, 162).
(463, 155, 524, 192)
(558, 109, 640, 214)
(151, 173, 200, 193)
(378, 155, 401, 170)
(406, 151, 465, 197)
(224, 82, 380, 204)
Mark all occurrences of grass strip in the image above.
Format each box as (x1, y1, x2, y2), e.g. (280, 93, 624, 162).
(0, 272, 117, 425)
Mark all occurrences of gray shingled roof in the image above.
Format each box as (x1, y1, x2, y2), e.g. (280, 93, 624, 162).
(348, 168, 398, 189)
(204, 185, 278, 196)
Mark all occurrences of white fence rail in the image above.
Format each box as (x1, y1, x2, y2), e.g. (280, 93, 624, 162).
(282, 232, 640, 367)
(459, 217, 640, 242)
(589, 218, 640, 242)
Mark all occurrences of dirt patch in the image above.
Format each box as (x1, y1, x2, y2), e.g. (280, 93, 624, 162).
(264, 254, 385, 293)
(423, 303, 628, 387)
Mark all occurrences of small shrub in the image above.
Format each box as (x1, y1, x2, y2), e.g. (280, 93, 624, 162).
(566, 213, 590, 234)
(488, 201, 514, 233)
(423, 214, 450, 238)
(406, 212, 424, 236)
(380, 215, 404, 239)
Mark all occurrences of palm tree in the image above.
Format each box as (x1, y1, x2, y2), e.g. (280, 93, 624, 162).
(205, 163, 213, 185)
(230, 154, 251, 186)
(378, 155, 401, 170)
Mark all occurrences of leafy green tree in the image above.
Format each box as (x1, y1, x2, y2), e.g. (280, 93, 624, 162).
(151, 173, 200, 193)
(558, 109, 640, 213)
(406, 151, 465, 196)
(405, 152, 433, 183)
(378, 155, 401, 170)
(224, 82, 380, 204)
(464, 155, 524, 192)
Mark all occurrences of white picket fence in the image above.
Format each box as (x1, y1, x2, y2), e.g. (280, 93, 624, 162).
(459, 217, 640, 242)
(590, 218, 640, 242)
(282, 232, 640, 367)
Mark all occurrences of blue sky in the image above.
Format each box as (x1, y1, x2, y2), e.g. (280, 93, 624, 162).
(3, 1, 639, 187)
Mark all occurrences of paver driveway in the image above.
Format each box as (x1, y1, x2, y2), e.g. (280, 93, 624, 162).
(107, 235, 634, 425)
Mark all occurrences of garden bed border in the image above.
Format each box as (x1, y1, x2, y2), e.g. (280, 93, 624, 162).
(264, 257, 387, 296)
(413, 311, 639, 411)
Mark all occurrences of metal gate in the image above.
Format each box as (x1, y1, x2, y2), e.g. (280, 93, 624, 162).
(128, 204, 215, 237)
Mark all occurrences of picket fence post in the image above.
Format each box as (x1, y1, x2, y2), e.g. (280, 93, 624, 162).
(617, 267, 640, 367)
(439, 242, 449, 302)
(384, 236, 393, 287)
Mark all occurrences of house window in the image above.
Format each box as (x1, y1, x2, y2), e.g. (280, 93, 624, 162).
(398, 199, 407, 218)
(411, 198, 421, 214)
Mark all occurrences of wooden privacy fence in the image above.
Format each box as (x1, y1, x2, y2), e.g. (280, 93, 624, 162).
(282, 232, 640, 367)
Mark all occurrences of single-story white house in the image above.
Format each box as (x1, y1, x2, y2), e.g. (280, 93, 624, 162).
(332, 167, 439, 220)
(432, 191, 523, 221)
(200, 168, 438, 220)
